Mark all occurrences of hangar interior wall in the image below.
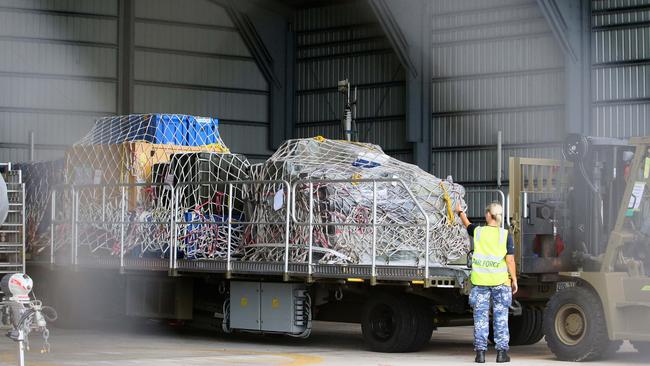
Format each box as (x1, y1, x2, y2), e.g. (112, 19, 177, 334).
(430, 0, 567, 215)
(2, 0, 650, 197)
(0, 0, 272, 163)
(0, 0, 118, 162)
(293, 0, 412, 163)
(591, 0, 650, 138)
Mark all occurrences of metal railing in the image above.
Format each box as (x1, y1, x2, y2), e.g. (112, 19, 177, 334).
(172, 180, 291, 278)
(49, 184, 74, 265)
(290, 178, 431, 284)
(72, 182, 175, 268)
(44, 178, 466, 286)
(464, 189, 507, 228)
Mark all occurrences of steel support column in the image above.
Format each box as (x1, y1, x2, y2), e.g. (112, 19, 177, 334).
(537, 0, 592, 135)
(369, 0, 432, 172)
(215, 0, 295, 149)
(117, 0, 134, 115)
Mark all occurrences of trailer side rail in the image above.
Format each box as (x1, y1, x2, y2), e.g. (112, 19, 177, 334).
(40, 179, 469, 288)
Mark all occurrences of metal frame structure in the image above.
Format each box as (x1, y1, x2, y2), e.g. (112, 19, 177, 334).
(508, 157, 574, 274)
(0, 163, 26, 275)
(47, 178, 472, 289)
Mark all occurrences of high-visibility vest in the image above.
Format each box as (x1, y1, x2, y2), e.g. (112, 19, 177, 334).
(471, 226, 509, 286)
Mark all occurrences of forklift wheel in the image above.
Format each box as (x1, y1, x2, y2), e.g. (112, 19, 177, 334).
(543, 286, 616, 361)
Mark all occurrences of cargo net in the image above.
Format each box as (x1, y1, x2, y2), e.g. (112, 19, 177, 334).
(67, 114, 230, 186)
(64, 114, 250, 260)
(242, 137, 470, 266)
(13, 160, 65, 256)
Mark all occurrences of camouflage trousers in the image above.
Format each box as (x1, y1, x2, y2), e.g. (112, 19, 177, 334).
(469, 284, 512, 351)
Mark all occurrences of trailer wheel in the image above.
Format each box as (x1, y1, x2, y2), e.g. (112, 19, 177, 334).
(361, 293, 419, 352)
(543, 286, 614, 361)
(488, 304, 544, 346)
(509, 305, 535, 345)
(523, 306, 544, 345)
(406, 296, 435, 351)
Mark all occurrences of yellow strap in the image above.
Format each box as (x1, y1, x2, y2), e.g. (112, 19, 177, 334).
(351, 173, 362, 186)
(439, 182, 455, 225)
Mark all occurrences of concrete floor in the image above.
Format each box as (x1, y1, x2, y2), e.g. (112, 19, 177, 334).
(0, 322, 647, 366)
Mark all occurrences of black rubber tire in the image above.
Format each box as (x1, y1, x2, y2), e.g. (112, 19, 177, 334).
(524, 306, 544, 345)
(490, 305, 544, 346)
(509, 306, 535, 346)
(361, 293, 419, 353)
(543, 286, 614, 361)
(405, 296, 435, 351)
(631, 341, 650, 356)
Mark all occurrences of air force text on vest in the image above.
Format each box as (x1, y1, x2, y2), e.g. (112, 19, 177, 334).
(472, 258, 502, 268)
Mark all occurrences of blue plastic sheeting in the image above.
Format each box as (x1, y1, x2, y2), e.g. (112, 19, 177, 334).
(87, 114, 220, 146)
(352, 159, 381, 168)
(186, 116, 220, 146)
(126, 114, 187, 145)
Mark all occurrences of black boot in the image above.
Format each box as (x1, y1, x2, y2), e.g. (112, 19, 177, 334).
(475, 350, 486, 363)
(496, 350, 510, 363)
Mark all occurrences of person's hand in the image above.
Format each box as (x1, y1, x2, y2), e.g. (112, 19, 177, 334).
(455, 202, 463, 214)
(511, 280, 518, 295)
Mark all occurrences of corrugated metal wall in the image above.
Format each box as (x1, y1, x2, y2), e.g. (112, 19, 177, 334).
(294, 1, 411, 162)
(0, 0, 118, 162)
(430, 0, 567, 215)
(0, 0, 272, 163)
(132, 0, 271, 161)
(592, 0, 650, 137)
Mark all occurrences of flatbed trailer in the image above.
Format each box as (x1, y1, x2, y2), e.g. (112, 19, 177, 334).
(27, 177, 552, 353)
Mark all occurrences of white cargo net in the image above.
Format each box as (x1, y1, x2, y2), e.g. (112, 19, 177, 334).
(64, 114, 250, 260)
(243, 137, 469, 266)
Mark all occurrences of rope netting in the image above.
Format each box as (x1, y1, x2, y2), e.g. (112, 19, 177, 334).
(243, 137, 470, 266)
(64, 114, 250, 260)
(23, 114, 470, 267)
(13, 160, 65, 254)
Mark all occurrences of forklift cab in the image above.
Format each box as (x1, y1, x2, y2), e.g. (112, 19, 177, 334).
(509, 134, 647, 276)
(532, 135, 650, 361)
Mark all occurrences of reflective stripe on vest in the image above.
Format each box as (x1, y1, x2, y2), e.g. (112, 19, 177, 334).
(471, 226, 509, 286)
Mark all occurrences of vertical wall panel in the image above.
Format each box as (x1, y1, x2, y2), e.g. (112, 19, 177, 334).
(0, 1, 118, 162)
(592, 0, 650, 137)
(294, 1, 410, 162)
(431, 0, 565, 217)
(132, 0, 271, 158)
(430, 0, 565, 216)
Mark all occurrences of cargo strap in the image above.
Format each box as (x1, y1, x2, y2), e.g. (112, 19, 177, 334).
(440, 182, 454, 225)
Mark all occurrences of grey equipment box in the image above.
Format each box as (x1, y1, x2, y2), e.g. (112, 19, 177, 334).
(229, 281, 309, 335)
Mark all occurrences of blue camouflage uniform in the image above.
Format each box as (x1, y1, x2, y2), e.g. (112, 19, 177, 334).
(469, 284, 512, 351)
(467, 224, 515, 352)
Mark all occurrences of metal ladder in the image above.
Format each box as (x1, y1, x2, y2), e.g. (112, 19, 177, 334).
(0, 163, 25, 274)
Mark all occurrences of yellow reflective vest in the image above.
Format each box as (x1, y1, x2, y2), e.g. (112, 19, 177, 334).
(471, 226, 509, 286)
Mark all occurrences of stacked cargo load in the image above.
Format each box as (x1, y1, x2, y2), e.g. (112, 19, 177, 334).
(64, 114, 250, 260)
(243, 137, 470, 266)
(13, 160, 65, 256)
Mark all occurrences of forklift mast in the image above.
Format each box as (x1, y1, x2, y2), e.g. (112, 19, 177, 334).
(508, 134, 641, 276)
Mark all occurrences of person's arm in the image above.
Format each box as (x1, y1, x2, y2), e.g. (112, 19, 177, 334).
(506, 255, 518, 294)
(455, 202, 471, 228)
(505, 233, 518, 294)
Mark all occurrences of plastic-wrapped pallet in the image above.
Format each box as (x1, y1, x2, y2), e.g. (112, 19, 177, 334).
(243, 136, 470, 266)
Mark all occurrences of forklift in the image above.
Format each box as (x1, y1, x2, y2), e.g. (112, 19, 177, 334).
(509, 135, 650, 361)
